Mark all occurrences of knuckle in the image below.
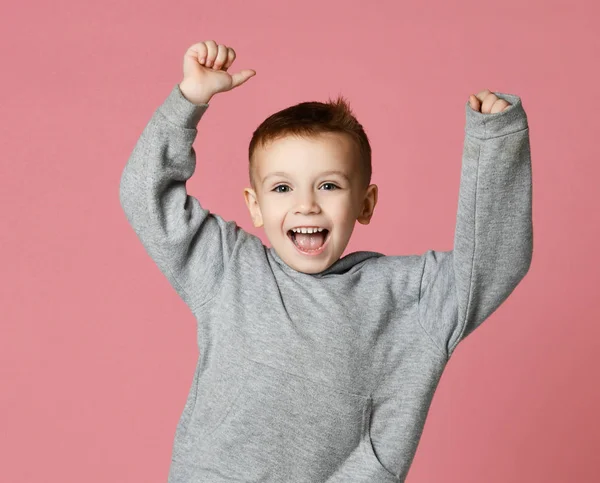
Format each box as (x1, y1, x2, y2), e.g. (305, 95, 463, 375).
(189, 42, 206, 52)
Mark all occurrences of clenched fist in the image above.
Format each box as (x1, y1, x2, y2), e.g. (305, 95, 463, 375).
(179, 40, 256, 105)
(468, 89, 512, 114)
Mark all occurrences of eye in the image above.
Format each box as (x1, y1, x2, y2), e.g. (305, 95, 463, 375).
(272, 184, 290, 193)
(321, 183, 339, 190)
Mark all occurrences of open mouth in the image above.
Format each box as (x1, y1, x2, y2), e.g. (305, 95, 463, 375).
(287, 229, 331, 255)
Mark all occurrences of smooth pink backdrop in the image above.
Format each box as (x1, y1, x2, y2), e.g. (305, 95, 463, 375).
(2, 0, 598, 481)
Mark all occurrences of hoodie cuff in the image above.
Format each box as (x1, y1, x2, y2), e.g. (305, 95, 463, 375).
(157, 83, 210, 129)
(465, 91, 528, 139)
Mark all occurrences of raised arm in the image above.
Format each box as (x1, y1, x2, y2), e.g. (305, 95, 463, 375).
(119, 84, 244, 310)
(418, 91, 533, 359)
(119, 41, 256, 311)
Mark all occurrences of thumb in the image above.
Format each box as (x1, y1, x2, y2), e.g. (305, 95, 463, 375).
(230, 69, 256, 89)
(468, 94, 480, 110)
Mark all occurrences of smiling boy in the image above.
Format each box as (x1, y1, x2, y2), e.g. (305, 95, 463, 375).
(119, 40, 533, 482)
(244, 125, 377, 274)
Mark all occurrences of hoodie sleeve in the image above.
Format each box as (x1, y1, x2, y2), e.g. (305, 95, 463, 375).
(418, 92, 533, 359)
(119, 83, 246, 312)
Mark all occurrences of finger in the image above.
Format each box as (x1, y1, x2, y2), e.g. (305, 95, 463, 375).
(474, 89, 496, 112)
(468, 94, 481, 111)
(491, 99, 510, 114)
(204, 40, 218, 67)
(213, 44, 229, 70)
(230, 69, 256, 89)
(222, 47, 236, 71)
(475, 89, 492, 101)
(481, 92, 498, 114)
(186, 42, 208, 65)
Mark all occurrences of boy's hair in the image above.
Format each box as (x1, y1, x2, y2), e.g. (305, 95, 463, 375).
(248, 95, 372, 192)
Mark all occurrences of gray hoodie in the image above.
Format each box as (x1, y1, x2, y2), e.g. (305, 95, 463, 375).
(119, 84, 532, 482)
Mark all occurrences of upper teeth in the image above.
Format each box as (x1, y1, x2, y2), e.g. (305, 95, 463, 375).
(291, 227, 325, 234)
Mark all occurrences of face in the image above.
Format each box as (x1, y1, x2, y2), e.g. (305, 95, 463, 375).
(244, 132, 378, 274)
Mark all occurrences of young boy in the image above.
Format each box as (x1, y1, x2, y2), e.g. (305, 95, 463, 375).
(119, 40, 533, 482)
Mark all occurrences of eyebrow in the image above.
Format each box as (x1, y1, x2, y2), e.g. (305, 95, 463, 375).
(262, 170, 350, 184)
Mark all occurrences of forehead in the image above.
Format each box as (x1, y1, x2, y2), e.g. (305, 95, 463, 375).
(254, 132, 358, 181)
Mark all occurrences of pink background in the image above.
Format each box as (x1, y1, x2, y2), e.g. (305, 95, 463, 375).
(2, 0, 598, 481)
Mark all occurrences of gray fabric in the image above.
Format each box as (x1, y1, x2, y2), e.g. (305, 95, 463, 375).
(119, 84, 533, 482)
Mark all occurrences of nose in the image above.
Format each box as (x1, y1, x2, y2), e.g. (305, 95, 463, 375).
(293, 188, 321, 215)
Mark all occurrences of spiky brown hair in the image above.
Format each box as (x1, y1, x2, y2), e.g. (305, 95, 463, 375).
(248, 95, 372, 192)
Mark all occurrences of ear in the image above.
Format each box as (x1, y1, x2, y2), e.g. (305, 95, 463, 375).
(243, 187, 264, 227)
(357, 184, 378, 225)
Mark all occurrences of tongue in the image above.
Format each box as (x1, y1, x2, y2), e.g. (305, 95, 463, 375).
(294, 231, 326, 250)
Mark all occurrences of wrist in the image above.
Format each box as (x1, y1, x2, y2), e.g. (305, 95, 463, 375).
(179, 81, 213, 105)
(193, 92, 213, 105)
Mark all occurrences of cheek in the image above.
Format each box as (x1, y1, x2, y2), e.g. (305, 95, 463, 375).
(261, 205, 286, 227)
(328, 197, 354, 219)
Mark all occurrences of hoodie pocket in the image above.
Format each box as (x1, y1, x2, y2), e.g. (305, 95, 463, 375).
(193, 355, 400, 482)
